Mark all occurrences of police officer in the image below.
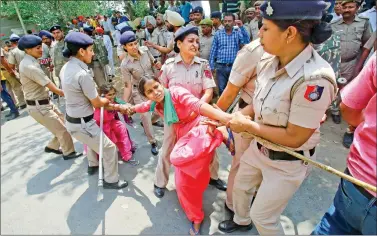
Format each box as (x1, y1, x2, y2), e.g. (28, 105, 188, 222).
(218, 1, 337, 234)
(3, 34, 26, 109)
(199, 18, 214, 60)
(154, 25, 227, 198)
(50, 25, 69, 86)
(216, 38, 264, 215)
(61, 32, 128, 189)
(83, 26, 108, 87)
(144, 15, 162, 61)
(211, 11, 224, 32)
(18, 35, 82, 160)
(120, 31, 160, 156)
(38, 30, 56, 85)
(331, 0, 371, 148)
(243, 7, 259, 41)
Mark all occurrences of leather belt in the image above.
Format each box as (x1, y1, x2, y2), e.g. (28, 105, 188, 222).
(66, 113, 94, 124)
(26, 99, 50, 106)
(342, 56, 357, 63)
(217, 62, 233, 67)
(238, 98, 248, 109)
(345, 168, 376, 205)
(257, 142, 315, 161)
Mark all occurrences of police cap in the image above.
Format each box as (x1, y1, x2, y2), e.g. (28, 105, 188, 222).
(341, 0, 361, 6)
(120, 31, 137, 45)
(210, 11, 222, 19)
(38, 30, 54, 39)
(192, 6, 204, 14)
(83, 26, 94, 33)
(9, 33, 20, 42)
(49, 25, 61, 32)
(199, 18, 213, 26)
(120, 26, 134, 34)
(64, 32, 94, 46)
(18, 35, 42, 51)
(174, 25, 199, 41)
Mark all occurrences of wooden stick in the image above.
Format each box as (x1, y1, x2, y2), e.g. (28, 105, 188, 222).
(240, 132, 377, 193)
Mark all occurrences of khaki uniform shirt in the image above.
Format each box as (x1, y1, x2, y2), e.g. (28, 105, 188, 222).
(229, 39, 264, 105)
(146, 28, 162, 58)
(159, 54, 216, 99)
(364, 31, 376, 50)
(51, 40, 69, 77)
(158, 27, 175, 58)
(254, 45, 336, 152)
(199, 34, 214, 60)
(120, 47, 156, 88)
(244, 18, 259, 41)
(8, 47, 25, 70)
(331, 15, 372, 61)
(60, 57, 98, 117)
(19, 54, 50, 100)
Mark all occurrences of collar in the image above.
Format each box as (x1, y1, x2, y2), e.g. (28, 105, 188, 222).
(24, 54, 39, 63)
(126, 49, 145, 62)
(174, 54, 201, 65)
(284, 45, 312, 79)
(71, 57, 89, 70)
(340, 15, 362, 23)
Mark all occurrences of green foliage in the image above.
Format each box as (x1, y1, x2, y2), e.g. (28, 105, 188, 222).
(0, 1, 104, 30)
(132, 1, 150, 18)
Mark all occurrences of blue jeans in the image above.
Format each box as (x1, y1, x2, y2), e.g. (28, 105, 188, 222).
(312, 177, 377, 235)
(1, 80, 18, 114)
(215, 64, 232, 96)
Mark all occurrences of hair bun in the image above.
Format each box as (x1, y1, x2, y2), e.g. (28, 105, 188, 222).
(310, 22, 332, 44)
(62, 48, 72, 58)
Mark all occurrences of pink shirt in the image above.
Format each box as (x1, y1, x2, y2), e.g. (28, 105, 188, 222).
(341, 53, 376, 197)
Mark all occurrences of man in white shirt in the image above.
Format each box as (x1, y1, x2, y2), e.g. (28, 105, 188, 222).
(359, 4, 376, 31)
(331, 0, 343, 23)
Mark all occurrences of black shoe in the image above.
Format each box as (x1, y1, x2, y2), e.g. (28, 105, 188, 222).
(1, 106, 4, 111)
(103, 180, 128, 189)
(88, 166, 99, 175)
(140, 121, 143, 127)
(151, 143, 159, 156)
(19, 104, 27, 110)
(63, 152, 83, 160)
(343, 132, 354, 149)
(331, 114, 341, 124)
(152, 120, 164, 127)
(209, 178, 227, 191)
(218, 220, 253, 233)
(154, 185, 165, 198)
(44, 146, 63, 155)
(6, 112, 19, 120)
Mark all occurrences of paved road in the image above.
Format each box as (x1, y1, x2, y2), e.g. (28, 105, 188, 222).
(1, 99, 350, 235)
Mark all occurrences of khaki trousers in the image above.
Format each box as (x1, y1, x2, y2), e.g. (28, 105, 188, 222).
(340, 59, 357, 82)
(65, 119, 119, 183)
(154, 121, 220, 188)
(92, 61, 106, 87)
(226, 105, 253, 211)
(3, 71, 25, 106)
(131, 89, 156, 144)
(27, 103, 75, 155)
(233, 140, 311, 235)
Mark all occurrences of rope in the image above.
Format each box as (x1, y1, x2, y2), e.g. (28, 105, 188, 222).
(240, 132, 377, 193)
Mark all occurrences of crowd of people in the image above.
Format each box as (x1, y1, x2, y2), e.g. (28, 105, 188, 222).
(1, 0, 376, 235)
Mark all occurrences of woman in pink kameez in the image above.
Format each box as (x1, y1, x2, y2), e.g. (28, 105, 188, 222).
(128, 76, 235, 235)
(92, 84, 138, 165)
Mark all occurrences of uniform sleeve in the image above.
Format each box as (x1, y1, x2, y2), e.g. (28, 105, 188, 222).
(120, 63, 132, 87)
(79, 73, 98, 100)
(341, 54, 376, 110)
(167, 39, 174, 50)
(201, 62, 216, 89)
(363, 32, 376, 50)
(229, 44, 260, 87)
(171, 86, 203, 114)
(362, 20, 372, 45)
(7, 51, 16, 65)
(27, 65, 51, 87)
(159, 64, 169, 88)
(289, 78, 335, 129)
(117, 45, 125, 57)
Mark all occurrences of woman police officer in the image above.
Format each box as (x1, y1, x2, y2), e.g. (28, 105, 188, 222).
(61, 32, 128, 189)
(119, 30, 161, 156)
(218, 1, 337, 234)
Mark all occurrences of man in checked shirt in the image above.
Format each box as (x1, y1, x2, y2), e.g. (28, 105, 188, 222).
(209, 12, 250, 96)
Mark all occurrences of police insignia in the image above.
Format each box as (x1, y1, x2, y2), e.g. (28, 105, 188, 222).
(196, 71, 199, 78)
(304, 85, 324, 102)
(204, 70, 212, 78)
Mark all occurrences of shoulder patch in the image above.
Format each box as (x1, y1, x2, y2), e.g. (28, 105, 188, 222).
(304, 85, 324, 102)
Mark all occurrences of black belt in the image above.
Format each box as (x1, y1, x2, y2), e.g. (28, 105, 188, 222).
(26, 99, 50, 106)
(66, 113, 94, 124)
(238, 98, 248, 109)
(154, 56, 161, 59)
(257, 142, 315, 161)
(217, 62, 233, 67)
(345, 168, 376, 205)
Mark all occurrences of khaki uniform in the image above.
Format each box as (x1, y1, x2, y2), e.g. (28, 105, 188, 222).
(61, 57, 119, 183)
(199, 34, 214, 60)
(19, 54, 75, 156)
(2, 48, 25, 107)
(157, 27, 175, 61)
(156, 54, 218, 188)
(225, 40, 264, 211)
(232, 46, 337, 235)
(8, 46, 25, 70)
(244, 18, 259, 41)
(331, 15, 371, 81)
(51, 40, 69, 83)
(146, 28, 162, 60)
(39, 43, 55, 83)
(120, 47, 158, 144)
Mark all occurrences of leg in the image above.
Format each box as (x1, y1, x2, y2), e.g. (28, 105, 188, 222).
(4, 71, 25, 107)
(209, 152, 219, 180)
(132, 91, 156, 144)
(112, 121, 133, 161)
(1, 80, 18, 114)
(216, 65, 228, 96)
(5, 80, 17, 106)
(154, 122, 176, 188)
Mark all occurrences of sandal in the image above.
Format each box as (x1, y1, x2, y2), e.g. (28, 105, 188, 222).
(226, 127, 235, 156)
(189, 222, 200, 235)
